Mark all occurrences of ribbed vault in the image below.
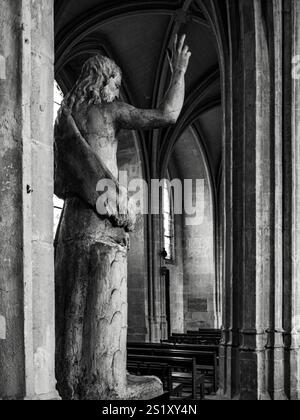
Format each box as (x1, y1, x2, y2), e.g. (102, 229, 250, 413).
(54, 0, 222, 185)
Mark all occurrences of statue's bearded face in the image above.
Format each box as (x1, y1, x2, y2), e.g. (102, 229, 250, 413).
(102, 73, 121, 103)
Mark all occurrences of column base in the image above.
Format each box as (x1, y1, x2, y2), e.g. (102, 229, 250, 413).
(272, 390, 288, 400)
(149, 319, 161, 343)
(257, 392, 272, 401)
(24, 391, 61, 400)
(290, 390, 300, 401)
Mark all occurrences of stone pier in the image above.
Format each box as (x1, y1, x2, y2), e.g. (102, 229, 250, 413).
(0, 0, 58, 400)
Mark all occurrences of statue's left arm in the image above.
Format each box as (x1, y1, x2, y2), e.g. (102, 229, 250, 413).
(114, 34, 191, 130)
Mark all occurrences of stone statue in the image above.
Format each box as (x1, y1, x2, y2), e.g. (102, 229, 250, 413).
(54, 35, 191, 400)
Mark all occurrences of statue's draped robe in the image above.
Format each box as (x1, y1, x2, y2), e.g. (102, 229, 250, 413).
(55, 199, 129, 400)
(54, 111, 163, 400)
(54, 112, 130, 400)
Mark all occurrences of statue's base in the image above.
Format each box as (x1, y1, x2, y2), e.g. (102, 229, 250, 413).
(126, 374, 163, 400)
(24, 391, 61, 400)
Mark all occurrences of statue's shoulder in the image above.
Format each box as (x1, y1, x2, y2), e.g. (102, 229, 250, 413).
(99, 101, 124, 111)
(107, 101, 132, 117)
(92, 101, 129, 121)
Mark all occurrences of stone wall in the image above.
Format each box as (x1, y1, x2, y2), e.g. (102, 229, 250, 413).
(168, 127, 216, 333)
(0, 0, 25, 399)
(183, 176, 215, 330)
(0, 0, 58, 400)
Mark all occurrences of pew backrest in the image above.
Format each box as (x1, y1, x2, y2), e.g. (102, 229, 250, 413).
(127, 354, 199, 399)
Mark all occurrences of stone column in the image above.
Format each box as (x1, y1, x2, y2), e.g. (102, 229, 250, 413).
(160, 267, 169, 341)
(238, 0, 272, 400)
(265, 0, 287, 400)
(150, 212, 163, 343)
(290, 0, 300, 401)
(0, 0, 24, 399)
(148, 145, 163, 342)
(220, 0, 272, 400)
(218, 0, 244, 399)
(210, 0, 300, 400)
(0, 0, 58, 400)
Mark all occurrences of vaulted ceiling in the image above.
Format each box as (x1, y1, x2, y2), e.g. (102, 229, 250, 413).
(54, 0, 222, 186)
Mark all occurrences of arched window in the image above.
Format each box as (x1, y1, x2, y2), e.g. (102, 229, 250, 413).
(53, 82, 64, 237)
(162, 179, 175, 262)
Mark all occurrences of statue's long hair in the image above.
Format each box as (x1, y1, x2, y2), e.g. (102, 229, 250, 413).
(62, 55, 122, 112)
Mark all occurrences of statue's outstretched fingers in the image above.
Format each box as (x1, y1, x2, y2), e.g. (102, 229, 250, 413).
(178, 34, 186, 53)
(182, 45, 189, 55)
(173, 34, 178, 55)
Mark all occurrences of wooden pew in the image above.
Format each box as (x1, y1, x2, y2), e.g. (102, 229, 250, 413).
(128, 342, 167, 349)
(128, 347, 218, 394)
(169, 334, 220, 345)
(188, 330, 222, 338)
(175, 331, 221, 339)
(127, 359, 172, 391)
(159, 341, 219, 356)
(150, 383, 185, 401)
(128, 341, 219, 356)
(167, 336, 219, 346)
(198, 328, 221, 331)
(127, 354, 205, 400)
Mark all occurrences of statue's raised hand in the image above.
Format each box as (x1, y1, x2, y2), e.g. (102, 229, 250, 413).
(168, 34, 191, 74)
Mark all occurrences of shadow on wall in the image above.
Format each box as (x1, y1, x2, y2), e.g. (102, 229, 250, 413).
(117, 129, 148, 342)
